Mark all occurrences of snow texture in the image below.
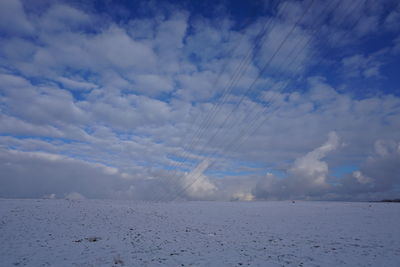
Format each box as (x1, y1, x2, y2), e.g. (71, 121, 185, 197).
(0, 199, 399, 266)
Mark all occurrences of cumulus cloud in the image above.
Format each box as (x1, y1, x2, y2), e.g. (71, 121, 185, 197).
(288, 132, 339, 186)
(179, 159, 217, 200)
(253, 132, 340, 200)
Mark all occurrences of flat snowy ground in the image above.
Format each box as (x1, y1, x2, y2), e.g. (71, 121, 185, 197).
(0, 200, 399, 267)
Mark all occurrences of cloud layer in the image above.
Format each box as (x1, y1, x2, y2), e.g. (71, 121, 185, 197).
(0, 0, 399, 201)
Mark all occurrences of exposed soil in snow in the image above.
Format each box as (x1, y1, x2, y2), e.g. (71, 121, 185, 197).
(1, 199, 399, 266)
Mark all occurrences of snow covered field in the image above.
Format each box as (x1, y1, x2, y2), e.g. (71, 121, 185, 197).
(1, 199, 399, 267)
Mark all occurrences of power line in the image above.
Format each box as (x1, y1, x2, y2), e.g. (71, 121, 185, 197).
(171, 0, 367, 201)
(225, 0, 367, 159)
(155, 1, 290, 201)
(169, 0, 318, 201)
(169, 1, 290, 173)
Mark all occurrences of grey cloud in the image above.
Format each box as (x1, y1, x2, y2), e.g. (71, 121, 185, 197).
(0, 148, 175, 200)
(252, 135, 400, 201)
(327, 140, 400, 201)
(0, 37, 37, 61)
(355, 140, 400, 193)
(0, 149, 122, 199)
(0, 0, 35, 36)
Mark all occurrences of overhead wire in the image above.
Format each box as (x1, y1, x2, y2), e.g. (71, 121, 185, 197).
(177, 0, 316, 166)
(170, 0, 368, 201)
(225, 0, 367, 161)
(168, 0, 319, 201)
(155, 0, 290, 201)
(169, 0, 290, 172)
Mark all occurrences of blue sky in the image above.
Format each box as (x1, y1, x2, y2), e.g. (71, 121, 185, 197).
(0, 0, 399, 201)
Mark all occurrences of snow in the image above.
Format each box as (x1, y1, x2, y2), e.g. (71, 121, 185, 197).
(0, 199, 399, 266)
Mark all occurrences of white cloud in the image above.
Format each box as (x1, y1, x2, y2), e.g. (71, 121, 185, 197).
(179, 159, 217, 200)
(155, 13, 188, 50)
(258, 16, 313, 74)
(289, 131, 339, 187)
(0, 114, 64, 138)
(90, 26, 157, 72)
(39, 4, 93, 32)
(134, 74, 174, 95)
(374, 140, 400, 156)
(352, 171, 373, 184)
(56, 77, 97, 91)
(341, 54, 383, 78)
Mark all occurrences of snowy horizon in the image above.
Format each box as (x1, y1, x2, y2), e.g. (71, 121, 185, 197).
(0, 0, 400, 201)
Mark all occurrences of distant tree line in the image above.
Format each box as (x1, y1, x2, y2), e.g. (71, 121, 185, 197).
(380, 199, 400, 203)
